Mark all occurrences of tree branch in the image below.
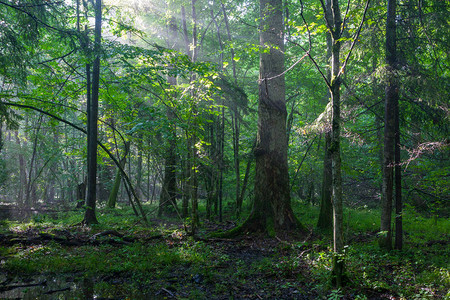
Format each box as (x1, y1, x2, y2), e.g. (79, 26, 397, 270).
(337, 0, 371, 78)
(1, 101, 148, 224)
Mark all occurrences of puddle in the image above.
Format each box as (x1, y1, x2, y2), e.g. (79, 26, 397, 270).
(0, 275, 83, 299)
(0, 275, 152, 299)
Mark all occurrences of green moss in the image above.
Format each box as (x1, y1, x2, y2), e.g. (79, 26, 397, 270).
(266, 216, 276, 237)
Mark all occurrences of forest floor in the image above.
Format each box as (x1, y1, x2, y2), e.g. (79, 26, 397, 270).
(0, 203, 448, 299)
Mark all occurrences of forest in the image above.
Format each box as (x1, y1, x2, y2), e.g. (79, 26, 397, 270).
(0, 0, 448, 298)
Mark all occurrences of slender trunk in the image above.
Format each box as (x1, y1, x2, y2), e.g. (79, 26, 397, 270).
(107, 142, 130, 208)
(136, 145, 143, 199)
(159, 16, 179, 217)
(237, 158, 252, 217)
(211, 7, 225, 219)
(16, 131, 27, 206)
(328, 0, 344, 286)
(84, 0, 102, 225)
(221, 3, 242, 217)
(186, 0, 199, 231)
(217, 105, 225, 218)
(205, 122, 215, 220)
(380, 0, 398, 251)
(232, 114, 241, 218)
(317, 14, 333, 231)
(317, 131, 333, 230)
(394, 87, 402, 250)
(25, 118, 42, 208)
(182, 151, 190, 218)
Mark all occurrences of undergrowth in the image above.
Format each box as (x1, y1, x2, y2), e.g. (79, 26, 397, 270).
(0, 202, 448, 299)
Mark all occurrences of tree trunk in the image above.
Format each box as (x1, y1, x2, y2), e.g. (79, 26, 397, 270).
(237, 158, 252, 217)
(317, 15, 333, 231)
(25, 118, 41, 208)
(107, 142, 130, 208)
(317, 131, 333, 230)
(232, 0, 302, 236)
(217, 105, 225, 219)
(158, 114, 178, 216)
(15, 131, 27, 207)
(380, 0, 398, 251)
(181, 151, 190, 218)
(328, 0, 345, 286)
(158, 16, 179, 217)
(136, 144, 143, 199)
(221, 2, 242, 219)
(394, 98, 402, 250)
(84, 0, 102, 225)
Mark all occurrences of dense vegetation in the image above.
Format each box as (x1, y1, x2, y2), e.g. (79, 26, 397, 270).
(0, 0, 448, 298)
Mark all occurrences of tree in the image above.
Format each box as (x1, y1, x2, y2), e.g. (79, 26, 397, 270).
(229, 0, 303, 235)
(317, 9, 333, 231)
(325, 0, 345, 285)
(158, 15, 179, 217)
(379, 0, 398, 251)
(317, 0, 370, 285)
(83, 0, 102, 225)
(107, 141, 130, 209)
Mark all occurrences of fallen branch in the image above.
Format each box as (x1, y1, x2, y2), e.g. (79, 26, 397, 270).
(44, 287, 71, 295)
(0, 280, 47, 292)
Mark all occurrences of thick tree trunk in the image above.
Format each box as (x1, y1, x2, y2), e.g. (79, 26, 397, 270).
(380, 0, 398, 251)
(232, 0, 302, 235)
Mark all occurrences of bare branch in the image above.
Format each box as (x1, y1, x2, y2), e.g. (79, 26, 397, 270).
(340, 0, 352, 36)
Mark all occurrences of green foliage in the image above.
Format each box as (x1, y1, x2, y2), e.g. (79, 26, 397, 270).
(0, 203, 449, 298)
(327, 288, 343, 300)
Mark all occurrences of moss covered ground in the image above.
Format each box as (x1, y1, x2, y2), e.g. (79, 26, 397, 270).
(0, 201, 448, 299)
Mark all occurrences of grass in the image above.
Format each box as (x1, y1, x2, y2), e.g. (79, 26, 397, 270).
(0, 202, 449, 299)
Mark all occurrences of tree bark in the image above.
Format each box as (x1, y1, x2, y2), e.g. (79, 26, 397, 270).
(380, 0, 398, 251)
(84, 0, 102, 225)
(231, 0, 302, 235)
(394, 98, 402, 250)
(317, 131, 333, 230)
(327, 0, 345, 286)
(317, 11, 333, 231)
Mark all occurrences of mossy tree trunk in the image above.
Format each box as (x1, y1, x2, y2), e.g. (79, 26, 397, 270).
(232, 0, 302, 236)
(326, 0, 345, 286)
